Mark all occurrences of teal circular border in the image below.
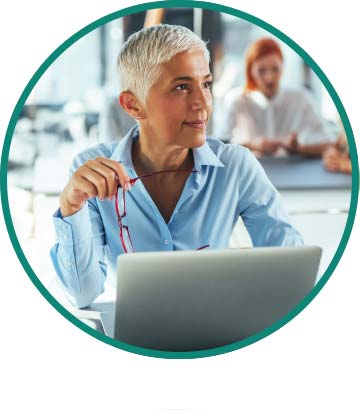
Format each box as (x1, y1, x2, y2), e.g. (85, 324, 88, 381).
(1, 0, 359, 359)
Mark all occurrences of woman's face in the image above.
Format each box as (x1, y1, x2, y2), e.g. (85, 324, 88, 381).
(250, 53, 283, 98)
(141, 50, 213, 149)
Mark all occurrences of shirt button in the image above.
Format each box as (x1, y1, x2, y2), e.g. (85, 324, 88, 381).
(164, 240, 169, 245)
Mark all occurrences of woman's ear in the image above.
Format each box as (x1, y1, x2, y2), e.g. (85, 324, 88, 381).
(118, 91, 145, 120)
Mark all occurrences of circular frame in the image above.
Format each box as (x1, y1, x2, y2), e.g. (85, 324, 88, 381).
(1, 0, 359, 358)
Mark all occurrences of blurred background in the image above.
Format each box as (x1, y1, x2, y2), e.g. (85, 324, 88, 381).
(6, 8, 352, 304)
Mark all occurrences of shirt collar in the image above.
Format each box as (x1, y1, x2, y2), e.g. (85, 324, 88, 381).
(110, 125, 224, 170)
(192, 140, 225, 170)
(109, 125, 138, 168)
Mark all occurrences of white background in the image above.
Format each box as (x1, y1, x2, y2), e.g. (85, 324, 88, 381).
(0, 1, 359, 409)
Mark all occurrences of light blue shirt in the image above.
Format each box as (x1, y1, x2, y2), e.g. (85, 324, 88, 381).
(50, 127, 303, 308)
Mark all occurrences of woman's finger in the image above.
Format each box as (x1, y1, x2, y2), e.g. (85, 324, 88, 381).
(76, 167, 109, 200)
(84, 159, 118, 198)
(95, 157, 131, 191)
(72, 172, 99, 198)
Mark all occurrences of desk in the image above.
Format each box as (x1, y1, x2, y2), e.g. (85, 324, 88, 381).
(45, 276, 115, 334)
(259, 156, 352, 190)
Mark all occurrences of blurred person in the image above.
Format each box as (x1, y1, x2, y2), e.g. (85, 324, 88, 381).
(50, 25, 303, 308)
(323, 133, 352, 174)
(223, 37, 333, 156)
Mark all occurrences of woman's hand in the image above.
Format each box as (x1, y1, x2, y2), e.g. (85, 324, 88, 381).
(323, 146, 352, 174)
(253, 137, 282, 155)
(282, 132, 299, 153)
(60, 157, 131, 217)
(323, 146, 341, 172)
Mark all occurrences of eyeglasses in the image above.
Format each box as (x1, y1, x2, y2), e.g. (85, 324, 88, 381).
(115, 168, 210, 253)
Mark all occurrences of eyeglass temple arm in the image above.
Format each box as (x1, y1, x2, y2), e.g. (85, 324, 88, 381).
(197, 244, 210, 250)
(117, 169, 198, 187)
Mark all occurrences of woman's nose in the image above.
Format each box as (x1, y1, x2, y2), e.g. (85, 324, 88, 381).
(264, 70, 275, 82)
(190, 87, 212, 110)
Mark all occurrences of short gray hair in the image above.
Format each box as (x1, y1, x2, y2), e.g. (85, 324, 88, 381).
(117, 24, 210, 103)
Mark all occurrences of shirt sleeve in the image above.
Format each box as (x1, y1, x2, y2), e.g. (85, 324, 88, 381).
(50, 201, 106, 308)
(49, 147, 111, 308)
(50, 199, 107, 308)
(296, 92, 336, 145)
(238, 149, 304, 247)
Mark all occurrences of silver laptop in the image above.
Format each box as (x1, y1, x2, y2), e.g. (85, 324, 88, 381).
(100, 246, 321, 351)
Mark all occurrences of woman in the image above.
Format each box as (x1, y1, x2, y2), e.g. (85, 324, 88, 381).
(51, 25, 303, 308)
(223, 37, 332, 156)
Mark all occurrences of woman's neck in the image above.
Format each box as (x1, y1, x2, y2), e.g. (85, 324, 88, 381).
(132, 132, 194, 174)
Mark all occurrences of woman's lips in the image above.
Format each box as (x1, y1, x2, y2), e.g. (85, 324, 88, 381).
(183, 120, 207, 129)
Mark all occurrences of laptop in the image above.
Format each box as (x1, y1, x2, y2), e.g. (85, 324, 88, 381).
(100, 246, 321, 351)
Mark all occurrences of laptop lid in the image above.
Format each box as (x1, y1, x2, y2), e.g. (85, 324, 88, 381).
(113, 246, 321, 351)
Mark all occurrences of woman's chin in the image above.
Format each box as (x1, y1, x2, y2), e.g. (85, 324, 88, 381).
(188, 134, 206, 148)
(184, 129, 207, 148)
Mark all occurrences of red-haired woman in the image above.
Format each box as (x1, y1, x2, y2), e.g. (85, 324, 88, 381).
(223, 37, 333, 156)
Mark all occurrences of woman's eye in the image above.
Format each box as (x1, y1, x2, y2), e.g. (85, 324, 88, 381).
(204, 80, 213, 89)
(175, 84, 188, 91)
